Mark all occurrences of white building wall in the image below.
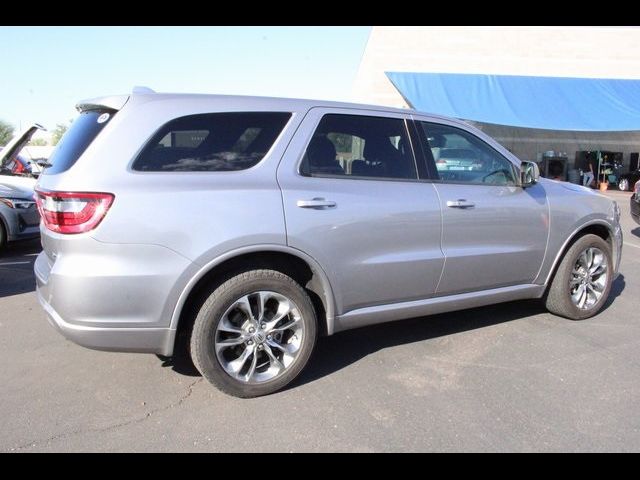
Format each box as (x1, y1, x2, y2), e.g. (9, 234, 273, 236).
(353, 26, 640, 108)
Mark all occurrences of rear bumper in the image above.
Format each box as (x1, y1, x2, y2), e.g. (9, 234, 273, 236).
(37, 288, 175, 355)
(33, 238, 192, 356)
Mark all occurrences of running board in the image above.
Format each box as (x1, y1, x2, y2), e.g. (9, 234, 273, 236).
(334, 284, 545, 332)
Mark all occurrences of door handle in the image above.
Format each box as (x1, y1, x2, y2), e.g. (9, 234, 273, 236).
(297, 198, 337, 209)
(446, 199, 475, 209)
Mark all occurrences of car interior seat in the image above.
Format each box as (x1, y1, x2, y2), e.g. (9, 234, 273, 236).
(306, 136, 344, 175)
(428, 133, 446, 162)
(363, 136, 407, 178)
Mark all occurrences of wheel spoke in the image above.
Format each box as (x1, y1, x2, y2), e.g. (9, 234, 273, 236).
(234, 295, 255, 322)
(585, 285, 597, 306)
(218, 317, 243, 335)
(215, 335, 246, 352)
(578, 252, 589, 269)
(590, 265, 605, 276)
(571, 284, 586, 306)
(586, 248, 594, 269)
(227, 345, 254, 374)
(590, 279, 606, 292)
(263, 298, 292, 330)
(262, 343, 285, 374)
(255, 292, 268, 323)
(244, 349, 259, 382)
(578, 287, 588, 309)
(270, 316, 301, 333)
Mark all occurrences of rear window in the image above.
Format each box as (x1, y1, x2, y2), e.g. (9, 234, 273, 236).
(43, 109, 114, 175)
(132, 112, 291, 172)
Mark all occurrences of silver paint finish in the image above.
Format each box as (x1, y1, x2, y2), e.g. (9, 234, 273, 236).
(34, 92, 622, 355)
(432, 182, 549, 295)
(277, 107, 445, 314)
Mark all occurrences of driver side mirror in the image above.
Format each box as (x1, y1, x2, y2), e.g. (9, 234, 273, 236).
(520, 161, 540, 187)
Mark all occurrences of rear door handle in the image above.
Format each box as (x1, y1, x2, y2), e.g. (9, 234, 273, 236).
(297, 198, 337, 209)
(446, 199, 475, 209)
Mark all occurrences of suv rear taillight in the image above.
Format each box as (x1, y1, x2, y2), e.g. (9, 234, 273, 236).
(34, 189, 114, 234)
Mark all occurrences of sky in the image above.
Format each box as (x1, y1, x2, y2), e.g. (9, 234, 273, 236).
(0, 26, 371, 139)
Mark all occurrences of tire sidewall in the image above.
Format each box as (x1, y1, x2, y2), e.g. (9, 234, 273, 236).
(556, 235, 613, 320)
(0, 221, 6, 253)
(192, 271, 317, 397)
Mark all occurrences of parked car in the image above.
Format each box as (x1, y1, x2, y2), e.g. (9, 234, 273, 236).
(0, 124, 46, 178)
(617, 168, 640, 191)
(34, 89, 623, 397)
(0, 124, 44, 251)
(631, 181, 640, 225)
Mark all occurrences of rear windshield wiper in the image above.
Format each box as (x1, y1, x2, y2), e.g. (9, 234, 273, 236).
(36, 160, 52, 169)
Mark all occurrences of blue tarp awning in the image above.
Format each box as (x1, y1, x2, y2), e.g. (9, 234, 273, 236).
(386, 72, 640, 131)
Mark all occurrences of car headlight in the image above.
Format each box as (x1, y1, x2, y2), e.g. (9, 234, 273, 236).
(0, 197, 36, 209)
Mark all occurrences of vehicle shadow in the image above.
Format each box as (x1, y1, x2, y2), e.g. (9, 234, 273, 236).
(632, 227, 640, 239)
(0, 239, 41, 298)
(291, 299, 547, 390)
(162, 299, 549, 381)
(600, 273, 625, 312)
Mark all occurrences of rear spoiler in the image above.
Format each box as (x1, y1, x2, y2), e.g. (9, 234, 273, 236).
(76, 86, 156, 113)
(76, 95, 130, 113)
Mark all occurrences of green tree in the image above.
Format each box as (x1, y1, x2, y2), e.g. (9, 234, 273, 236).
(0, 119, 15, 146)
(28, 138, 48, 146)
(51, 122, 69, 146)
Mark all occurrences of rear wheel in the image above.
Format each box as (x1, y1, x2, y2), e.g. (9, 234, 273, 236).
(190, 269, 317, 398)
(545, 234, 613, 320)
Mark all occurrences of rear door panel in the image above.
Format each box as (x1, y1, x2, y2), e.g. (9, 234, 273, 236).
(277, 108, 444, 315)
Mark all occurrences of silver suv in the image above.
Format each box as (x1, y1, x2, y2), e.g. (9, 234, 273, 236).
(34, 89, 623, 397)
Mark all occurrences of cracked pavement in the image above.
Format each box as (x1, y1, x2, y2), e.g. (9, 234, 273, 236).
(1, 191, 640, 452)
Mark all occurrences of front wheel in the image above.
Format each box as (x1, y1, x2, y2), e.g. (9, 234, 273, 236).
(190, 269, 317, 398)
(544, 234, 613, 320)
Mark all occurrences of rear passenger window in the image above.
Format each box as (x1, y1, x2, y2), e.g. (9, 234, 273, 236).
(300, 114, 417, 180)
(133, 112, 291, 172)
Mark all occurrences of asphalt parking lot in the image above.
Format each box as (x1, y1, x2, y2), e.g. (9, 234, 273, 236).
(1, 190, 639, 452)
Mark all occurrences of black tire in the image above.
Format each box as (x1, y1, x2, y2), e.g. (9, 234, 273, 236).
(0, 221, 6, 253)
(190, 269, 317, 398)
(544, 234, 613, 320)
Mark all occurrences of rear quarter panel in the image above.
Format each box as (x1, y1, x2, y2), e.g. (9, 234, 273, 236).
(35, 96, 309, 329)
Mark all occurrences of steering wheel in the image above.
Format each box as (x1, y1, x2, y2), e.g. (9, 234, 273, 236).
(482, 168, 512, 184)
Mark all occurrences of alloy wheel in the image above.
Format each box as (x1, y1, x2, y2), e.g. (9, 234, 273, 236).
(214, 291, 304, 384)
(569, 247, 608, 310)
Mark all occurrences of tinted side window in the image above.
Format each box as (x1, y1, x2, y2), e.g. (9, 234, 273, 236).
(301, 114, 417, 180)
(133, 112, 291, 172)
(43, 110, 114, 175)
(419, 122, 516, 186)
